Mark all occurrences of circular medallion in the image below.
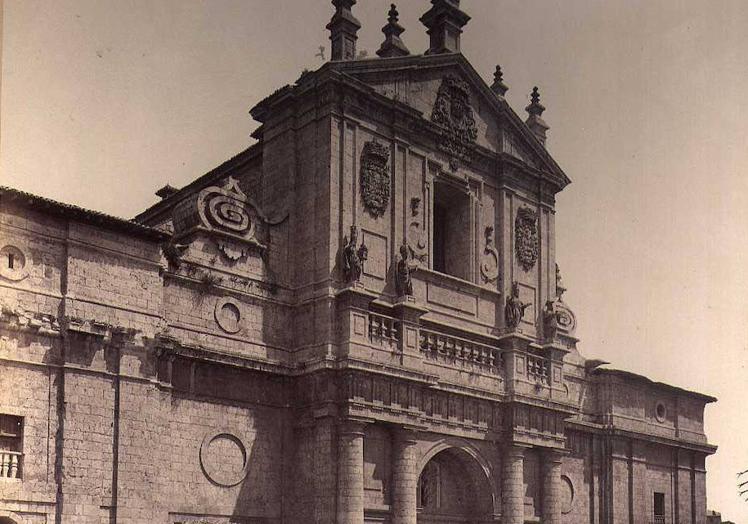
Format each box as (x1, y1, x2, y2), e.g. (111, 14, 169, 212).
(655, 402, 667, 422)
(214, 297, 242, 334)
(561, 475, 574, 514)
(199, 431, 250, 487)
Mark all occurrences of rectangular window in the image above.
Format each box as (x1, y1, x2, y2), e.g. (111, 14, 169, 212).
(432, 182, 472, 280)
(0, 414, 23, 479)
(653, 492, 665, 522)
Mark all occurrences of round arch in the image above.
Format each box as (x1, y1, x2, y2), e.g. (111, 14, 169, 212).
(0, 510, 27, 524)
(417, 437, 500, 517)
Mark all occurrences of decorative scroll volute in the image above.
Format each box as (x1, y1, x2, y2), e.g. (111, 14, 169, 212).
(172, 176, 284, 262)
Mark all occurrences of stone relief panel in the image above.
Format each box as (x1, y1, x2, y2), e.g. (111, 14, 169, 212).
(361, 230, 388, 280)
(515, 206, 539, 272)
(430, 75, 478, 162)
(360, 141, 391, 218)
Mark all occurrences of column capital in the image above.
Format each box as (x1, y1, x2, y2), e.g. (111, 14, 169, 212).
(503, 442, 532, 457)
(541, 447, 568, 463)
(390, 424, 422, 444)
(338, 418, 372, 436)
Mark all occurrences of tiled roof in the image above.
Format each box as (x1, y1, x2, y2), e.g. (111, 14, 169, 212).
(0, 186, 169, 241)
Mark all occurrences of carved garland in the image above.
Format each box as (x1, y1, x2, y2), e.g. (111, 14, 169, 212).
(360, 141, 390, 217)
(514, 206, 539, 271)
(430, 75, 478, 162)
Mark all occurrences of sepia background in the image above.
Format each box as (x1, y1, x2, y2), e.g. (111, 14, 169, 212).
(1, 0, 747, 520)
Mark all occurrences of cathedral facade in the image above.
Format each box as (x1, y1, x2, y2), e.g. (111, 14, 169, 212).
(0, 1, 716, 523)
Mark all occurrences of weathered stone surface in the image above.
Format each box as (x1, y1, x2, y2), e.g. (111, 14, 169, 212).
(0, 4, 716, 523)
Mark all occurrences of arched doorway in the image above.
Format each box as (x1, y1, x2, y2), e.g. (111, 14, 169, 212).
(416, 447, 495, 524)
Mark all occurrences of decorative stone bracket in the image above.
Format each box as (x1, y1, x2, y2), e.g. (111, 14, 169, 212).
(171, 176, 287, 263)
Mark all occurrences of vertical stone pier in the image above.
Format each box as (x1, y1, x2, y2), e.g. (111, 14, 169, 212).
(391, 428, 418, 524)
(542, 449, 564, 524)
(336, 420, 367, 523)
(502, 445, 526, 524)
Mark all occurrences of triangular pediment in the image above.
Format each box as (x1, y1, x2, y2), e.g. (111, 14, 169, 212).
(332, 53, 569, 185)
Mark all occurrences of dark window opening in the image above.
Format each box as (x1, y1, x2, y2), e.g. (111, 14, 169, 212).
(432, 183, 471, 280)
(7, 253, 14, 270)
(0, 414, 23, 479)
(433, 202, 447, 273)
(653, 492, 665, 518)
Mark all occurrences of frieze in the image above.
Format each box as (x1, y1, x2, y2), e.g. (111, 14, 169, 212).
(342, 370, 502, 430)
(360, 141, 391, 217)
(514, 206, 539, 271)
(430, 75, 478, 162)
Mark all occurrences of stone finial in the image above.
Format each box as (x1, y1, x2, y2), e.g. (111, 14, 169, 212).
(376, 4, 411, 58)
(420, 0, 471, 55)
(326, 0, 362, 61)
(525, 86, 550, 145)
(491, 65, 509, 97)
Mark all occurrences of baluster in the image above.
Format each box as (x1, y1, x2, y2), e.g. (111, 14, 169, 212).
(0, 452, 8, 477)
(9, 454, 18, 478)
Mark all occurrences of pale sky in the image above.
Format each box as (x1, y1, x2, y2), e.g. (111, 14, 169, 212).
(2, 0, 747, 520)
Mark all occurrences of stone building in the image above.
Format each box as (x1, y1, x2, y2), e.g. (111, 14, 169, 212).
(0, 1, 717, 523)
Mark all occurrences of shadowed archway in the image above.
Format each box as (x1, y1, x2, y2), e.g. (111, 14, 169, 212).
(416, 444, 497, 524)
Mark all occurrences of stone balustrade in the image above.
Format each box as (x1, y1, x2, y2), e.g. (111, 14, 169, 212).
(0, 450, 21, 479)
(368, 312, 400, 349)
(419, 328, 502, 374)
(527, 354, 550, 384)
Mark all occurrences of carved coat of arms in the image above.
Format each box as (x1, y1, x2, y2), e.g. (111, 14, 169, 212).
(360, 141, 390, 217)
(515, 206, 539, 271)
(430, 75, 478, 161)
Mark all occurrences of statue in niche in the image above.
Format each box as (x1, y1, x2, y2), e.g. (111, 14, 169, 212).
(395, 243, 415, 297)
(407, 197, 428, 262)
(480, 225, 499, 283)
(342, 225, 368, 283)
(505, 281, 531, 329)
(543, 300, 559, 341)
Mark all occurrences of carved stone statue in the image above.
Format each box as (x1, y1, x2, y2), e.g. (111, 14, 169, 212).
(505, 281, 531, 329)
(395, 243, 414, 297)
(343, 225, 368, 282)
(555, 263, 566, 299)
(543, 300, 558, 341)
